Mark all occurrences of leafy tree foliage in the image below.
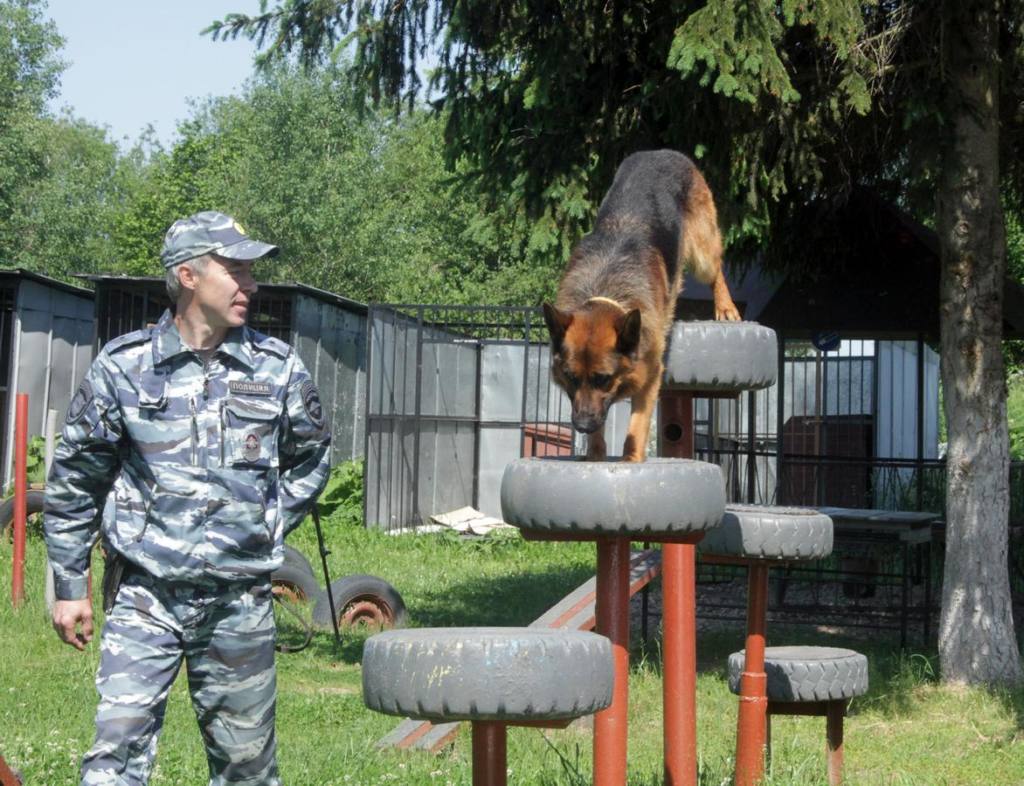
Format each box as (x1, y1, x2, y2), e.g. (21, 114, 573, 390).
(0, 0, 64, 260)
(110, 65, 548, 304)
(4, 115, 127, 278)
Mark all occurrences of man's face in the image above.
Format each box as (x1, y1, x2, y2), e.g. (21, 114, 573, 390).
(191, 256, 259, 329)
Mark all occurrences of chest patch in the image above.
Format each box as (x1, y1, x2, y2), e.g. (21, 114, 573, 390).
(229, 380, 272, 397)
(243, 432, 261, 462)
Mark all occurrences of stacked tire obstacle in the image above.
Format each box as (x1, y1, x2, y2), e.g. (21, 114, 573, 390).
(666, 322, 868, 786)
(701, 504, 867, 785)
(362, 628, 614, 786)
(360, 321, 868, 785)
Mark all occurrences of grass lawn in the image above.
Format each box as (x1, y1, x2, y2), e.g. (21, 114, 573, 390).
(3, 518, 1024, 785)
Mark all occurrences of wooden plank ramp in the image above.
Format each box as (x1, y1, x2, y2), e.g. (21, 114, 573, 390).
(377, 548, 663, 752)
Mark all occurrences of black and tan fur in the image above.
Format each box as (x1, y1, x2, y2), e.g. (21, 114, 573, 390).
(542, 149, 740, 462)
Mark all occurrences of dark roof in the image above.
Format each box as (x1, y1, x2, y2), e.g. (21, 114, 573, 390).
(0, 268, 94, 300)
(678, 191, 1024, 340)
(76, 274, 368, 315)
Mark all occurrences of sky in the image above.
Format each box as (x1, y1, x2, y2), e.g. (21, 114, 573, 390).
(44, 1, 265, 148)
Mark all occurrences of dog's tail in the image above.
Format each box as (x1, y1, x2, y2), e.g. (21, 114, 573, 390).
(681, 169, 724, 285)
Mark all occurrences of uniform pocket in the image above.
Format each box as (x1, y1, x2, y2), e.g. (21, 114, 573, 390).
(222, 397, 282, 468)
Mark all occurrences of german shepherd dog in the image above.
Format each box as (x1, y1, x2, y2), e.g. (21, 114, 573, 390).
(542, 149, 740, 462)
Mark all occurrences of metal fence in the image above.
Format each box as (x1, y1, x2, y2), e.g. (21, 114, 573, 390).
(363, 304, 644, 530)
(89, 276, 367, 464)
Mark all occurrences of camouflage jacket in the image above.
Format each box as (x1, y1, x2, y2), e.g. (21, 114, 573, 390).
(44, 310, 332, 601)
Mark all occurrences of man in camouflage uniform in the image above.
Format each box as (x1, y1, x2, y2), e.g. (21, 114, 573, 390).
(44, 211, 332, 786)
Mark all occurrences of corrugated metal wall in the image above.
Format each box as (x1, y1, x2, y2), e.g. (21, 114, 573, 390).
(291, 291, 367, 464)
(363, 305, 633, 530)
(89, 278, 368, 468)
(3, 276, 94, 488)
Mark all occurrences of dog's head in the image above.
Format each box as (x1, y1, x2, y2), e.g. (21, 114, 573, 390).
(542, 300, 641, 434)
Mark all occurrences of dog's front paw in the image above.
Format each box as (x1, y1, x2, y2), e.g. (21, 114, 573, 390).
(715, 303, 742, 321)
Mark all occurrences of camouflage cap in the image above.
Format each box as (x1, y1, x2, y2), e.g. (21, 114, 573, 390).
(160, 211, 279, 268)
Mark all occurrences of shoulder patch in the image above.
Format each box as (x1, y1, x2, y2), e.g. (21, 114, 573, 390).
(250, 330, 290, 359)
(300, 379, 326, 430)
(66, 378, 94, 424)
(104, 328, 152, 355)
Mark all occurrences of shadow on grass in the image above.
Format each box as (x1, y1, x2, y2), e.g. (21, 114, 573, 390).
(278, 564, 595, 664)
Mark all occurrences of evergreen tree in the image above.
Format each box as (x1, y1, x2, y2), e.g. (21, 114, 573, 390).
(210, 0, 1024, 684)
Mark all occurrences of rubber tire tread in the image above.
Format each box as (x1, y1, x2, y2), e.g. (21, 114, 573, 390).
(0, 489, 45, 538)
(727, 646, 869, 702)
(501, 457, 726, 535)
(270, 563, 320, 602)
(312, 574, 408, 630)
(664, 321, 777, 392)
(282, 544, 317, 578)
(699, 504, 833, 560)
(362, 628, 613, 722)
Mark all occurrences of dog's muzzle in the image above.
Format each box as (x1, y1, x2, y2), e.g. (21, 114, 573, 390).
(572, 413, 604, 434)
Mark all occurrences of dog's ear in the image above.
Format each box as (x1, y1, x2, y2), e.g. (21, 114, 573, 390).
(542, 302, 572, 353)
(616, 309, 642, 357)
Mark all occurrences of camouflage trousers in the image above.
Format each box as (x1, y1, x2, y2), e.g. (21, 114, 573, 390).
(80, 569, 280, 786)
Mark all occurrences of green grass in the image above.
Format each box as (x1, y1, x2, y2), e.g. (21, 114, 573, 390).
(3, 520, 1024, 785)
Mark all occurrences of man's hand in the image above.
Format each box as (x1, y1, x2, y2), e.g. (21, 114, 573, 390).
(52, 599, 94, 650)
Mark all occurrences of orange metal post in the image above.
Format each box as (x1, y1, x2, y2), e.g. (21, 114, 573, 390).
(10, 394, 28, 608)
(471, 721, 507, 786)
(0, 754, 20, 786)
(593, 536, 631, 786)
(734, 562, 770, 786)
(659, 390, 698, 786)
(826, 701, 845, 786)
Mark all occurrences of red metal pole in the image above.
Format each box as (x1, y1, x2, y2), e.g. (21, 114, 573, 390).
(0, 754, 21, 786)
(659, 390, 698, 785)
(10, 394, 28, 608)
(735, 562, 770, 786)
(593, 536, 631, 786)
(471, 721, 507, 786)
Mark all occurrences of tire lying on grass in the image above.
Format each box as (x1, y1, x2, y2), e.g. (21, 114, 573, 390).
(0, 489, 45, 539)
(312, 574, 407, 631)
(281, 542, 317, 579)
(271, 545, 320, 603)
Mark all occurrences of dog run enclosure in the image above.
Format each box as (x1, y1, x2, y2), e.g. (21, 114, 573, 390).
(364, 305, 947, 530)
(364, 193, 1024, 640)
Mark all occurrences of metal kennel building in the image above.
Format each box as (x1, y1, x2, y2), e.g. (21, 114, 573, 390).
(0, 269, 95, 490)
(83, 275, 369, 464)
(362, 192, 1024, 533)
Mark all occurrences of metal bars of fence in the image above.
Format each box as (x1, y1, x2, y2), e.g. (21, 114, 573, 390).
(363, 304, 589, 532)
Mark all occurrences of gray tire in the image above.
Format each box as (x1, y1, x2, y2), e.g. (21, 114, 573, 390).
(501, 457, 725, 536)
(699, 504, 833, 560)
(0, 489, 45, 538)
(362, 628, 613, 722)
(664, 321, 777, 392)
(728, 646, 869, 702)
(271, 563, 320, 603)
(313, 574, 407, 630)
(282, 543, 316, 578)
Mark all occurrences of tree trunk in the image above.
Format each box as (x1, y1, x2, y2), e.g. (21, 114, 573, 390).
(937, 0, 1022, 685)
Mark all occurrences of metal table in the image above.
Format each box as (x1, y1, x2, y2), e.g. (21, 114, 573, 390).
(809, 507, 938, 648)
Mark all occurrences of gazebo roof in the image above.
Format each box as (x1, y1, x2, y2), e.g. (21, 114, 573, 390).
(678, 190, 1024, 341)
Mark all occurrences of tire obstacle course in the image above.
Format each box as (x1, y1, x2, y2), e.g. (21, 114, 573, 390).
(363, 628, 614, 786)
(355, 320, 870, 784)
